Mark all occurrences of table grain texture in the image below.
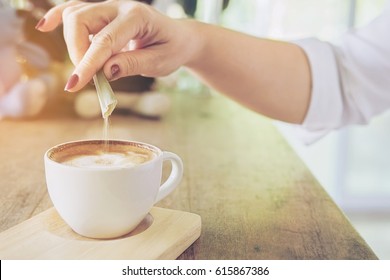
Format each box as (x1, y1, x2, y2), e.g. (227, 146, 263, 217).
(0, 91, 377, 260)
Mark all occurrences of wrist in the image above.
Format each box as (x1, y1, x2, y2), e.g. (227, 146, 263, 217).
(178, 19, 208, 70)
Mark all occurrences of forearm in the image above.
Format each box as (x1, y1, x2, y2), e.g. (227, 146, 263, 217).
(185, 21, 312, 124)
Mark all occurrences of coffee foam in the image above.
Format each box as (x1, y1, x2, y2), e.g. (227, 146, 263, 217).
(49, 140, 157, 168)
(63, 151, 151, 168)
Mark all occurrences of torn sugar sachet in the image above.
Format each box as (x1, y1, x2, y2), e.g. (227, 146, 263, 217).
(93, 70, 117, 118)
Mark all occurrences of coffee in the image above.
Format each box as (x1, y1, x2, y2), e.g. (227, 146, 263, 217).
(45, 139, 183, 238)
(48, 140, 156, 168)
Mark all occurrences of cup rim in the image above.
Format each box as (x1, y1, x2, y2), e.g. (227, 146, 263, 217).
(44, 139, 162, 170)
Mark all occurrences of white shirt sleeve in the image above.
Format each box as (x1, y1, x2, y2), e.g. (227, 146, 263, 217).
(292, 4, 390, 144)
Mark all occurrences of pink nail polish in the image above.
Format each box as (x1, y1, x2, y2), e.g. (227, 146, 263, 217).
(111, 64, 120, 78)
(35, 18, 46, 30)
(64, 74, 79, 91)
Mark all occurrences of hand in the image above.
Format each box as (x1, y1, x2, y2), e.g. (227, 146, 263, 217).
(37, 0, 311, 124)
(37, 0, 199, 92)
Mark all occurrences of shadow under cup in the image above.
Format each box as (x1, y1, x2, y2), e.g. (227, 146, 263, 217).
(44, 139, 182, 239)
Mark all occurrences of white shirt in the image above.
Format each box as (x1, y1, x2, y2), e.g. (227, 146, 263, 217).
(293, 3, 390, 143)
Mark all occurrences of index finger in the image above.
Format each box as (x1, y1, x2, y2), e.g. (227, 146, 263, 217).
(36, 0, 83, 32)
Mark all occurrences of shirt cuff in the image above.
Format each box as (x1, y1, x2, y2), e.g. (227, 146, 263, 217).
(291, 38, 344, 144)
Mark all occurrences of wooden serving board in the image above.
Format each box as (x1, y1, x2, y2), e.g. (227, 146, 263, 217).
(0, 207, 201, 260)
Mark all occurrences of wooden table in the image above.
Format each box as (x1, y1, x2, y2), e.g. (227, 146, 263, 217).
(0, 90, 377, 260)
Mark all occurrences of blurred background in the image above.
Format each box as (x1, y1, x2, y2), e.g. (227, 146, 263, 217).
(157, 0, 390, 259)
(1, 0, 389, 258)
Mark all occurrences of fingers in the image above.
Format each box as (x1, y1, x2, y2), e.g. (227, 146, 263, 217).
(36, 0, 169, 92)
(66, 5, 153, 92)
(65, 22, 131, 91)
(38, 0, 118, 67)
(62, 4, 111, 65)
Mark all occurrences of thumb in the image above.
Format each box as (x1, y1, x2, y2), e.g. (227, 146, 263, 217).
(103, 49, 172, 81)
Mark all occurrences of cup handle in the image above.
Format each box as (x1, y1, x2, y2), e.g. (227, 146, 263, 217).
(155, 151, 184, 203)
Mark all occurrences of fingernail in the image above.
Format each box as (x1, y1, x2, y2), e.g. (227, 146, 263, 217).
(35, 18, 45, 30)
(64, 74, 79, 91)
(111, 64, 120, 78)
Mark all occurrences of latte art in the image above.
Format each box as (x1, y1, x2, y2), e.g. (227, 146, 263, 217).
(49, 140, 157, 169)
(63, 151, 151, 168)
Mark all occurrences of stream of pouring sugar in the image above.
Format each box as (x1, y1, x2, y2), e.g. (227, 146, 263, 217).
(103, 116, 110, 151)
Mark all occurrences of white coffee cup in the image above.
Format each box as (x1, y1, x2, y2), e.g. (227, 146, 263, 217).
(44, 139, 183, 239)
